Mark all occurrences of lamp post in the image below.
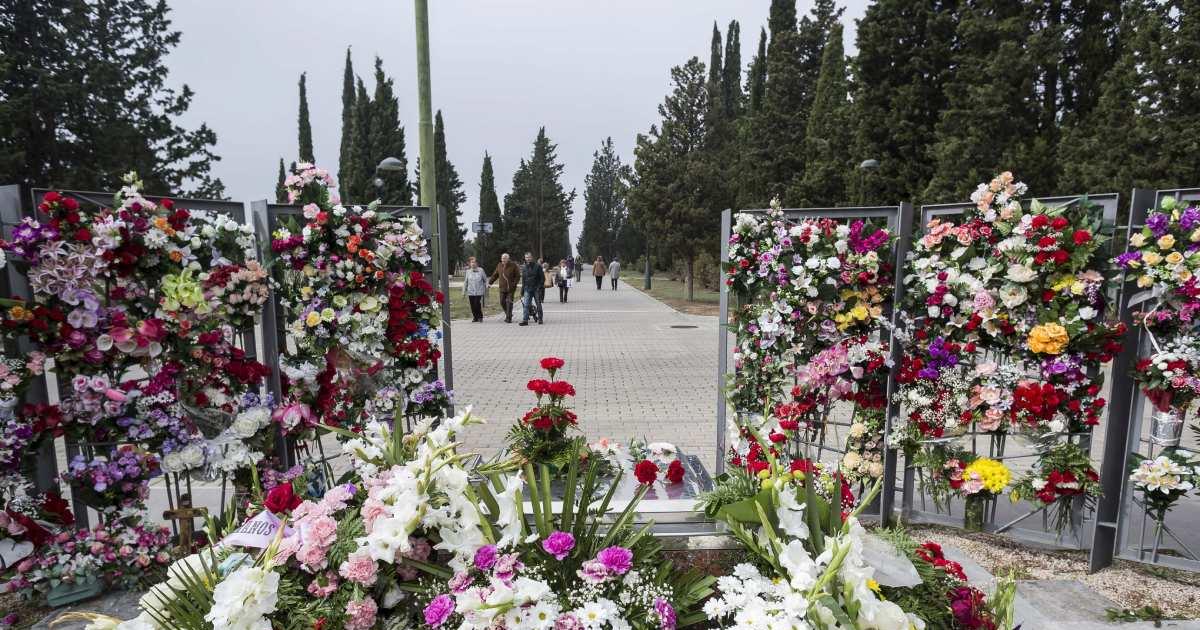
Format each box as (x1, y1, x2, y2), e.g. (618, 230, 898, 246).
(375, 156, 405, 195)
(414, 0, 438, 289)
(858, 158, 880, 206)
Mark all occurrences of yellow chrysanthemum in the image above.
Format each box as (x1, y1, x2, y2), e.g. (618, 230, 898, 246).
(965, 458, 1011, 494)
(1028, 322, 1069, 355)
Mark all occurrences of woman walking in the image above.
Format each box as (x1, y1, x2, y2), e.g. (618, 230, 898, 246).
(462, 256, 488, 322)
(538, 261, 552, 322)
(592, 256, 607, 290)
(556, 258, 571, 302)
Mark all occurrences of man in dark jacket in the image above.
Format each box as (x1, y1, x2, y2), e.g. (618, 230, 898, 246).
(488, 252, 521, 323)
(518, 251, 544, 326)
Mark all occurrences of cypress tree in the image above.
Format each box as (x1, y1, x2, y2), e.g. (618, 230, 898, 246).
(1163, 0, 1200, 183)
(432, 111, 466, 269)
(275, 158, 287, 203)
(746, 28, 768, 114)
(1060, 0, 1121, 122)
(790, 23, 851, 206)
(298, 72, 315, 163)
(709, 22, 723, 86)
(577, 137, 632, 261)
(1059, 0, 1166, 201)
(338, 48, 356, 202)
(924, 2, 1043, 200)
(747, 0, 810, 204)
(368, 57, 412, 205)
(796, 0, 845, 117)
(722, 21, 743, 118)
(477, 152, 503, 268)
(350, 78, 373, 203)
(503, 129, 576, 263)
(851, 0, 958, 204)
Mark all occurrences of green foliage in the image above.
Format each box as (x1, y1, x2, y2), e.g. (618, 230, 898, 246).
(577, 137, 633, 261)
(875, 528, 960, 630)
(297, 73, 314, 163)
(415, 111, 467, 269)
(338, 47, 357, 203)
(368, 57, 412, 206)
(274, 158, 287, 203)
(697, 466, 759, 518)
(789, 23, 851, 206)
(501, 128, 576, 262)
(476, 152, 504, 268)
(0, 0, 224, 197)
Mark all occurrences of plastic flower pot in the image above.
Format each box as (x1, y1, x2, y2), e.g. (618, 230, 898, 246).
(1148, 409, 1185, 447)
(963, 495, 988, 532)
(45, 576, 104, 607)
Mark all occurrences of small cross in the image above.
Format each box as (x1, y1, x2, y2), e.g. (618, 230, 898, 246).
(163, 493, 209, 554)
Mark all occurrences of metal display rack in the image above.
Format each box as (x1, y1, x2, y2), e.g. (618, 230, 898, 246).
(716, 203, 914, 524)
(901, 193, 1121, 549)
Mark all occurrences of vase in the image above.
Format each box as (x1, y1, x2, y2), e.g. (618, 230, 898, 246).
(1148, 408, 1185, 447)
(963, 495, 987, 532)
(45, 576, 104, 607)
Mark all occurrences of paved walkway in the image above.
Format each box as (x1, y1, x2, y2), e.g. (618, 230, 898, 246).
(449, 279, 721, 468)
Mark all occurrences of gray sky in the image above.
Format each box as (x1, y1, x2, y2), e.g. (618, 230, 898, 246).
(168, 1, 868, 249)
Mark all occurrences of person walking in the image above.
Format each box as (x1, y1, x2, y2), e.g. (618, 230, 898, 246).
(564, 256, 574, 280)
(539, 261, 552, 322)
(462, 256, 488, 322)
(575, 255, 583, 282)
(556, 258, 571, 303)
(488, 252, 521, 323)
(592, 256, 606, 290)
(518, 252, 544, 326)
(608, 257, 621, 290)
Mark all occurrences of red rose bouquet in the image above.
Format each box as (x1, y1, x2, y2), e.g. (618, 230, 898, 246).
(1011, 442, 1101, 535)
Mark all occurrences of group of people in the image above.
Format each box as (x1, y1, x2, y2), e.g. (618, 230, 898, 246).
(460, 252, 624, 325)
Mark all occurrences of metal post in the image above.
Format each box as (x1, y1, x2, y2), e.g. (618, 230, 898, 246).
(644, 249, 651, 290)
(438, 205, 454, 408)
(880, 201, 914, 526)
(414, 0, 438, 290)
(1089, 188, 1155, 572)
(715, 209, 732, 474)
(250, 200, 292, 467)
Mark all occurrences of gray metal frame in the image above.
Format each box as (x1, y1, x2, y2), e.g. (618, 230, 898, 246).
(1090, 188, 1200, 572)
(715, 204, 913, 525)
(250, 201, 452, 468)
(903, 193, 1120, 549)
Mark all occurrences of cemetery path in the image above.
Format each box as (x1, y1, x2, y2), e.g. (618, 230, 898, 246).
(450, 278, 721, 469)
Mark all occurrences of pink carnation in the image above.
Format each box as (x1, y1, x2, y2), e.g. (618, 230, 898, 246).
(345, 596, 377, 630)
(296, 543, 328, 571)
(361, 498, 387, 531)
(306, 515, 338, 548)
(338, 551, 378, 587)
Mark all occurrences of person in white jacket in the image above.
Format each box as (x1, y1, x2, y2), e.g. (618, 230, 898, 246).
(462, 257, 488, 322)
(608, 258, 621, 290)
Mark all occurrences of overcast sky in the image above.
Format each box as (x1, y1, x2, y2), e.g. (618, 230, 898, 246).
(167, 1, 869, 248)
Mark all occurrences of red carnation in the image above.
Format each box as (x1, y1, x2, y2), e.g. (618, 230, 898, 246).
(527, 379, 552, 396)
(264, 483, 302, 514)
(665, 459, 685, 484)
(540, 357, 565, 371)
(634, 459, 659, 484)
(547, 380, 575, 398)
(1072, 229, 1092, 245)
(1051, 216, 1069, 230)
(1031, 214, 1049, 229)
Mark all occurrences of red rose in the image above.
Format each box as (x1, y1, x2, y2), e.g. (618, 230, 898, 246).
(540, 357, 565, 371)
(1031, 214, 1049, 229)
(666, 460, 685, 484)
(634, 459, 659, 484)
(1051, 216, 1069, 230)
(1072, 229, 1092, 245)
(264, 483, 302, 514)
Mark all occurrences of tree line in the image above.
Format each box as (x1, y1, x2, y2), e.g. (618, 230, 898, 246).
(622, 0, 1200, 300)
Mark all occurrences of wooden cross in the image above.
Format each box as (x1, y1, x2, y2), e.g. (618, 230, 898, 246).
(163, 493, 208, 554)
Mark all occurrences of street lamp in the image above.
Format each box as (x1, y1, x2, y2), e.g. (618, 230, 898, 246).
(375, 156, 405, 194)
(857, 159, 880, 205)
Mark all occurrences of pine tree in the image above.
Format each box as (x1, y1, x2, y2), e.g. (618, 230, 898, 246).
(298, 72, 315, 163)
(0, 0, 224, 196)
(851, 0, 958, 204)
(476, 152, 503, 268)
(503, 128, 576, 263)
(790, 23, 851, 206)
(629, 58, 711, 301)
(368, 57, 412, 205)
(338, 48, 356, 202)
(577, 137, 632, 261)
(433, 111, 466, 269)
(275, 158, 287, 203)
(924, 2, 1043, 200)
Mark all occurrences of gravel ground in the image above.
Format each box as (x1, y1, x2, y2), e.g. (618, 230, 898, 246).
(909, 525, 1200, 619)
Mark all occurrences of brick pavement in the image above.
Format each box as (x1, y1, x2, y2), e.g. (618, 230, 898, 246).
(448, 278, 722, 469)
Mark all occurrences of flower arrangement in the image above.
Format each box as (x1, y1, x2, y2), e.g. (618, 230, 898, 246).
(1011, 442, 1101, 535)
(1128, 449, 1199, 522)
(6, 517, 172, 598)
(505, 357, 582, 469)
(1114, 196, 1200, 334)
(61, 446, 160, 518)
(270, 162, 443, 435)
(724, 198, 894, 413)
(1133, 335, 1200, 414)
(879, 533, 1013, 630)
(960, 458, 1011, 498)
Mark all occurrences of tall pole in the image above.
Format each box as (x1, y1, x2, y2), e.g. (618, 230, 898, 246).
(415, 0, 439, 289)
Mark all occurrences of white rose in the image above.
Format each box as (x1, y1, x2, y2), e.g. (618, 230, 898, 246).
(1078, 306, 1096, 320)
(1006, 264, 1037, 283)
(181, 444, 205, 468)
(826, 257, 841, 270)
